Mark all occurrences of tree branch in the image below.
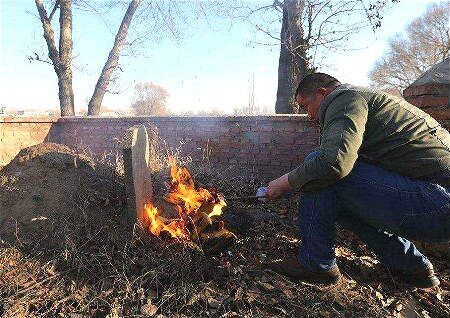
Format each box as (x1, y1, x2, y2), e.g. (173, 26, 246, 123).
(28, 52, 54, 66)
(88, 0, 141, 115)
(254, 24, 281, 41)
(49, 0, 60, 21)
(34, 0, 60, 69)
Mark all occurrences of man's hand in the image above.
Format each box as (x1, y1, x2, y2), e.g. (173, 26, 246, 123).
(267, 173, 292, 200)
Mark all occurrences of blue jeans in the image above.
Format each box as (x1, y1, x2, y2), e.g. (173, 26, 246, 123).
(298, 151, 450, 273)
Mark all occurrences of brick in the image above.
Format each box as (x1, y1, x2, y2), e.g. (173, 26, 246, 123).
(1, 116, 324, 177)
(404, 84, 449, 98)
(406, 96, 448, 108)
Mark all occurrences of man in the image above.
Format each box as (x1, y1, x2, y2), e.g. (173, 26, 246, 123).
(267, 73, 450, 288)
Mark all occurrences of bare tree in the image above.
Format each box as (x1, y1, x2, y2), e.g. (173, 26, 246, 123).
(233, 73, 271, 115)
(33, 0, 141, 117)
(32, 0, 221, 116)
(275, 1, 308, 114)
(85, 1, 230, 115)
(87, 0, 141, 116)
(130, 82, 169, 116)
(233, 1, 397, 113)
(34, 0, 74, 116)
(32, 1, 394, 116)
(369, 2, 449, 95)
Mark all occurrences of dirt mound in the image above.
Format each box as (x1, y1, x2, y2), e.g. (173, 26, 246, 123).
(0, 143, 448, 318)
(0, 142, 125, 247)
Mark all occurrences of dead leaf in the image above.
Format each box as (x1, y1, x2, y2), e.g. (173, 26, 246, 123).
(435, 287, 443, 301)
(141, 301, 158, 316)
(375, 290, 384, 300)
(203, 287, 215, 298)
(207, 297, 220, 309)
(421, 310, 431, 318)
(102, 289, 113, 297)
(137, 288, 145, 300)
(383, 297, 395, 308)
(282, 288, 294, 299)
(187, 293, 202, 306)
(234, 287, 243, 301)
(347, 279, 357, 288)
(275, 307, 288, 315)
(46, 264, 57, 276)
(246, 291, 259, 304)
(257, 281, 275, 292)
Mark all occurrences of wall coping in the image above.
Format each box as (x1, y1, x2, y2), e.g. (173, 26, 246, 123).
(0, 116, 60, 123)
(1, 114, 312, 123)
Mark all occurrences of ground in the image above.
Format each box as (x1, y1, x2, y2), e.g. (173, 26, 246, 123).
(0, 143, 449, 318)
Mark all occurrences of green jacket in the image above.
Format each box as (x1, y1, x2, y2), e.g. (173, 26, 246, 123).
(288, 85, 450, 191)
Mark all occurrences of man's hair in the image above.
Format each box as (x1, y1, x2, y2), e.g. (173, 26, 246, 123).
(295, 73, 340, 98)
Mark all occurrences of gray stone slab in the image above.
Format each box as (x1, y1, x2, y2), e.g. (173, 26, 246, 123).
(123, 125, 154, 226)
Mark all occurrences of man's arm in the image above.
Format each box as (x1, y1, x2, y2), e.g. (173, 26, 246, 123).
(288, 91, 369, 192)
(267, 172, 292, 199)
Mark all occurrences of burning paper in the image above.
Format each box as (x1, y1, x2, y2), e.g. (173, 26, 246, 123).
(144, 157, 230, 241)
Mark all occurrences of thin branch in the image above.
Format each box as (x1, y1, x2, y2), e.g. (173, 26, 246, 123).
(155, 1, 177, 38)
(34, 0, 60, 69)
(308, 0, 332, 27)
(28, 52, 54, 66)
(254, 24, 281, 41)
(49, 0, 60, 21)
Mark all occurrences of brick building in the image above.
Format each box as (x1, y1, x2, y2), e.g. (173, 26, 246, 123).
(403, 57, 449, 130)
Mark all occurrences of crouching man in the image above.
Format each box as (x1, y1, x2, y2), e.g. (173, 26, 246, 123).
(267, 73, 450, 288)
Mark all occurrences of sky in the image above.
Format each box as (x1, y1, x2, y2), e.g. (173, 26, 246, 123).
(0, 0, 441, 114)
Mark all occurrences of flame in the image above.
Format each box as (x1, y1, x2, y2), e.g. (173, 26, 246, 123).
(144, 157, 227, 239)
(144, 203, 187, 239)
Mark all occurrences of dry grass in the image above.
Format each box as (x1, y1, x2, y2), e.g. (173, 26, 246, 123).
(0, 142, 449, 317)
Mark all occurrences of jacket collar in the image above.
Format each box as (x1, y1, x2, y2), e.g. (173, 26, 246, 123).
(318, 84, 354, 126)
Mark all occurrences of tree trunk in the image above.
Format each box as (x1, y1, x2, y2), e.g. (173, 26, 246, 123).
(275, 12, 292, 114)
(88, 0, 141, 116)
(58, 0, 75, 116)
(275, 0, 308, 114)
(35, 0, 74, 116)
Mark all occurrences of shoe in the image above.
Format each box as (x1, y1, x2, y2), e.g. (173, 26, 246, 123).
(394, 267, 440, 289)
(268, 257, 341, 285)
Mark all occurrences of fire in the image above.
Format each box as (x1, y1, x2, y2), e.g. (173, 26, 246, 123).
(145, 203, 187, 239)
(144, 157, 227, 240)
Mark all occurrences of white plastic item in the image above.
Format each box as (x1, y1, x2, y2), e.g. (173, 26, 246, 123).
(256, 186, 268, 202)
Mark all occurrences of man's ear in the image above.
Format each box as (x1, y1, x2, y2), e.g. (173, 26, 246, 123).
(317, 87, 327, 96)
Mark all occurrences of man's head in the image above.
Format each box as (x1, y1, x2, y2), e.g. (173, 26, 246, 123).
(295, 73, 340, 121)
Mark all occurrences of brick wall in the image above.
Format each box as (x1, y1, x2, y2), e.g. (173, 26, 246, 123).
(1, 101, 448, 179)
(0, 117, 58, 167)
(404, 83, 449, 130)
(0, 116, 319, 180)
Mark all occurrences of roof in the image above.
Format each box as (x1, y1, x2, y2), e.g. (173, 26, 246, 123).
(410, 57, 449, 87)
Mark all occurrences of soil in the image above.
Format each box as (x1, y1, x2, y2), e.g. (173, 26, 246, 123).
(0, 143, 125, 249)
(0, 143, 449, 318)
